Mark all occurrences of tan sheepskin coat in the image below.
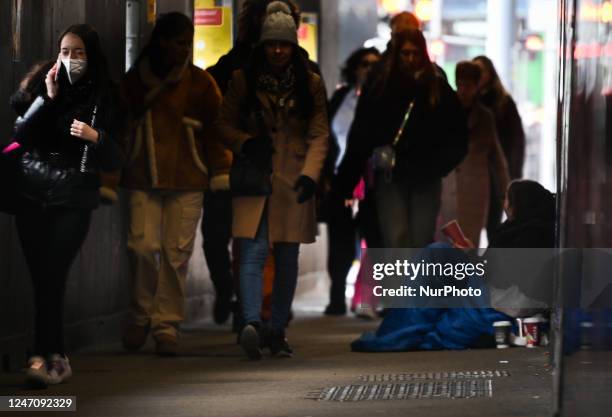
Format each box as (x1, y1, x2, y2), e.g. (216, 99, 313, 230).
(121, 58, 225, 190)
(216, 69, 329, 243)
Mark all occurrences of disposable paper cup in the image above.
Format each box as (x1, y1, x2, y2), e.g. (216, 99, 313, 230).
(523, 317, 541, 348)
(493, 321, 512, 349)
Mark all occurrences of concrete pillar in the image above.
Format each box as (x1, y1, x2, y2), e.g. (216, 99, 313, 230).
(157, 0, 194, 18)
(126, 0, 141, 69)
(540, 0, 559, 192)
(320, 0, 340, 92)
(430, 0, 444, 66)
(333, 0, 378, 91)
(486, 0, 516, 91)
(430, 0, 443, 38)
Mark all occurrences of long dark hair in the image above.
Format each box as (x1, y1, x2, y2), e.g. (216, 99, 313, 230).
(507, 180, 555, 223)
(243, 44, 314, 120)
(370, 28, 439, 106)
(340, 47, 381, 86)
(472, 55, 508, 106)
(58, 24, 119, 131)
(58, 24, 111, 91)
(237, 0, 300, 45)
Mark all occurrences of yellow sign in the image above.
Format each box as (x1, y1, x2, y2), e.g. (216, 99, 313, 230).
(298, 13, 318, 63)
(193, 3, 233, 70)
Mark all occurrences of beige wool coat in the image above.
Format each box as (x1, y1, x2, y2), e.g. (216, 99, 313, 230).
(441, 102, 510, 246)
(216, 70, 329, 243)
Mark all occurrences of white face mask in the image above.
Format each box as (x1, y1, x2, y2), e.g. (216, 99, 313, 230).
(61, 58, 88, 84)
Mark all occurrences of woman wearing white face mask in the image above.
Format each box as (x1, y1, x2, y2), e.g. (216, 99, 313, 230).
(9, 24, 123, 389)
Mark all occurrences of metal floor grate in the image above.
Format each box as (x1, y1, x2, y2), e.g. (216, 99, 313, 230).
(307, 380, 493, 401)
(359, 370, 510, 382)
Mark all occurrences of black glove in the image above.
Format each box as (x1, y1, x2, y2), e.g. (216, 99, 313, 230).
(293, 175, 316, 204)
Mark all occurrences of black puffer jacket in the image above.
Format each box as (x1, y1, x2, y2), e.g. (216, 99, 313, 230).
(334, 71, 468, 198)
(10, 62, 123, 209)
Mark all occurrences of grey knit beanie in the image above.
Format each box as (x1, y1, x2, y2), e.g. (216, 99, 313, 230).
(259, 1, 298, 45)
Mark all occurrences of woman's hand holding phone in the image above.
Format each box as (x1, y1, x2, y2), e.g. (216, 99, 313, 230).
(45, 56, 61, 100)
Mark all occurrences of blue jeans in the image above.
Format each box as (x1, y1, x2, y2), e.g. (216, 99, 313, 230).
(238, 212, 300, 331)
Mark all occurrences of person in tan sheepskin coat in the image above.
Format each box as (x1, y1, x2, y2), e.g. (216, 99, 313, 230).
(120, 13, 224, 356)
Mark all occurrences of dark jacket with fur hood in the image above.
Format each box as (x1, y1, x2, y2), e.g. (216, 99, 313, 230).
(10, 61, 123, 208)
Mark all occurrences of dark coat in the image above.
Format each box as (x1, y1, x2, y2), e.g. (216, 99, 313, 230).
(488, 218, 555, 249)
(317, 85, 352, 224)
(328, 85, 352, 121)
(480, 89, 525, 179)
(334, 73, 469, 198)
(10, 62, 123, 208)
(325, 84, 351, 170)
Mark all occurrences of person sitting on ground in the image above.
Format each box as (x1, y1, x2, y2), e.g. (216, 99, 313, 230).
(351, 179, 555, 352)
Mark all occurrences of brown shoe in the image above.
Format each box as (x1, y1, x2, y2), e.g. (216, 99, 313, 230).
(122, 323, 149, 351)
(155, 334, 178, 356)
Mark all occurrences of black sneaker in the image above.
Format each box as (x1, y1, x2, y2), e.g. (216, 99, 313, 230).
(324, 303, 347, 316)
(269, 330, 293, 358)
(239, 322, 263, 360)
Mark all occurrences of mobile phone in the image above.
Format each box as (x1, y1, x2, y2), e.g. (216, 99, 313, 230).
(54, 56, 61, 82)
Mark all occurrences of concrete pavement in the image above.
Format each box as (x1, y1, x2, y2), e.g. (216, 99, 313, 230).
(0, 311, 552, 417)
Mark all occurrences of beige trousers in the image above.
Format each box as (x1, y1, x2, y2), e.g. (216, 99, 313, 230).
(127, 190, 203, 338)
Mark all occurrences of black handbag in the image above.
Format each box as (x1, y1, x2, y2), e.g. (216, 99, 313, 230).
(229, 102, 273, 197)
(229, 152, 273, 196)
(370, 100, 415, 182)
(15, 105, 98, 205)
(0, 141, 26, 214)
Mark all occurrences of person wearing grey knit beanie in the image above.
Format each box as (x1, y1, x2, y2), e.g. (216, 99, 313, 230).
(216, 0, 330, 362)
(259, 1, 298, 46)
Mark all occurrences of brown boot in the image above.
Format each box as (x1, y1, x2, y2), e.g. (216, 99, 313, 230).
(122, 323, 149, 351)
(155, 334, 178, 356)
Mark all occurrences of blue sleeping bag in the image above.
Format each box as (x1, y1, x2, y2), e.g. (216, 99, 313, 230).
(351, 243, 513, 352)
(351, 307, 511, 351)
